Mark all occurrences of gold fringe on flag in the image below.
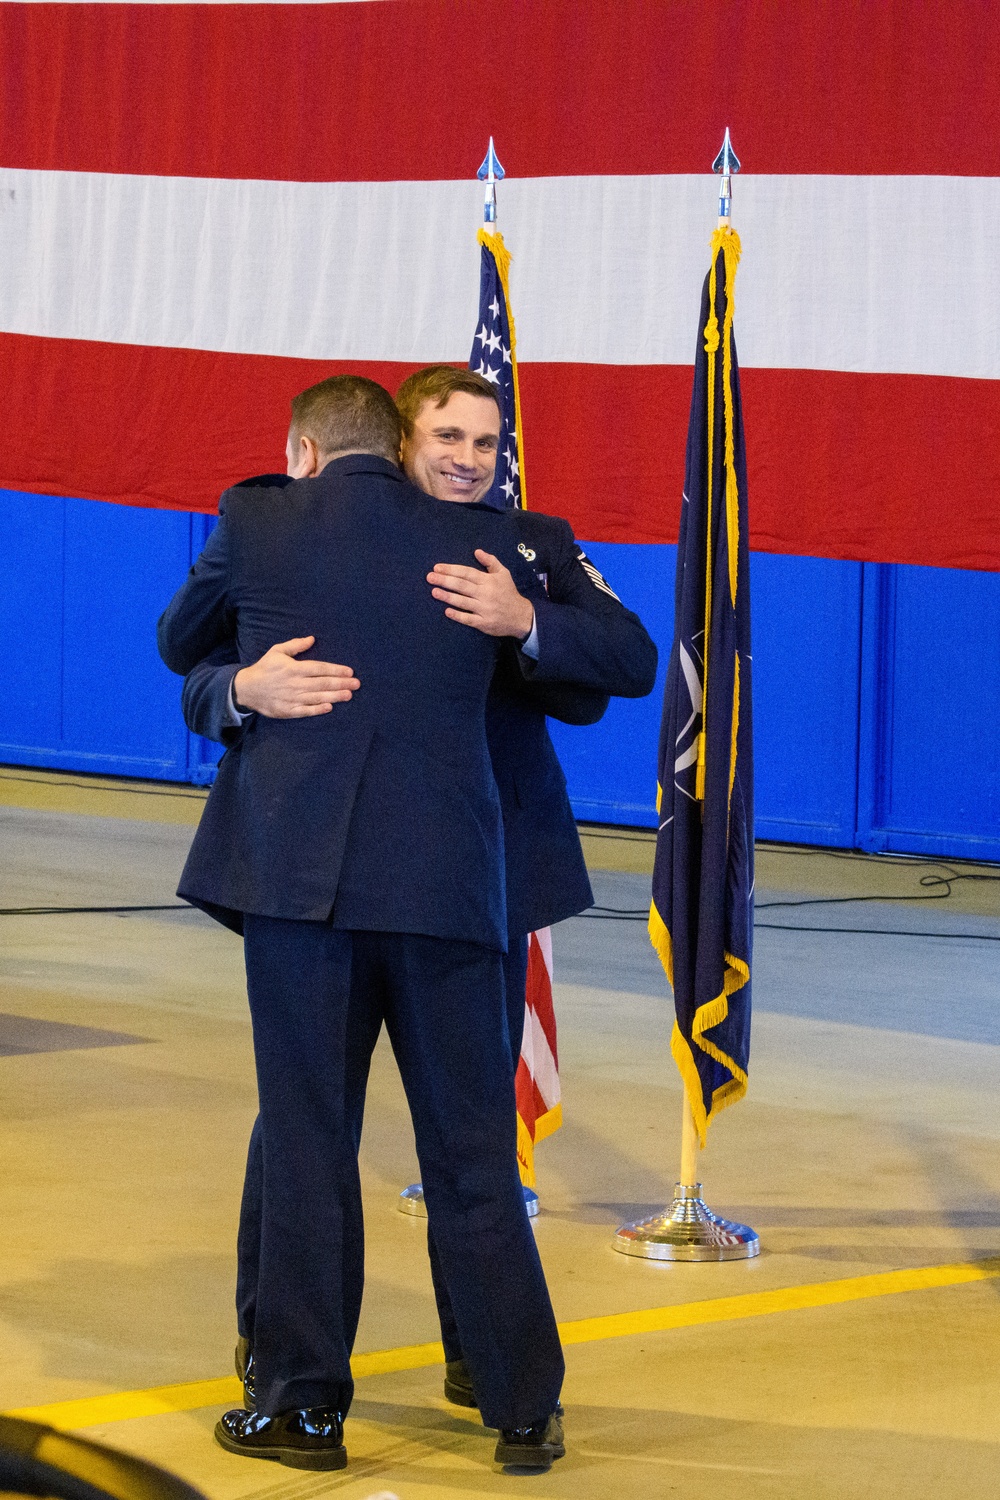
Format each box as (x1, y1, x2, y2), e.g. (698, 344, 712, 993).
(516, 1104, 563, 1190)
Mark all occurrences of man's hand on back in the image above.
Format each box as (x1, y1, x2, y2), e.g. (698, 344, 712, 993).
(427, 550, 535, 639)
(233, 637, 360, 718)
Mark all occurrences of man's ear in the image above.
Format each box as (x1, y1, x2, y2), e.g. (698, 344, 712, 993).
(301, 436, 322, 476)
(287, 433, 322, 479)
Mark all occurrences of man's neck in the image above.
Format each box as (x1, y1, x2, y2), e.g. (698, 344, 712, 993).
(315, 448, 397, 475)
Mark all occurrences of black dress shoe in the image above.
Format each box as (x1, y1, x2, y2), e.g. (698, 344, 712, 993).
(214, 1406, 347, 1470)
(235, 1337, 256, 1410)
(494, 1411, 565, 1469)
(443, 1358, 478, 1408)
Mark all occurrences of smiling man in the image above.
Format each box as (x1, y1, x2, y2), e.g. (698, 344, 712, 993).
(399, 367, 502, 504)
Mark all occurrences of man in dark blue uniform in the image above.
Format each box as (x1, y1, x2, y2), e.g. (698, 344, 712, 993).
(158, 375, 566, 1472)
(181, 367, 658, 1421)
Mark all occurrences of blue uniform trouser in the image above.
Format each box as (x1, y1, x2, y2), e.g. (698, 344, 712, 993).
(426, 934, 529, 1364)
(238, 917, 563, 1429)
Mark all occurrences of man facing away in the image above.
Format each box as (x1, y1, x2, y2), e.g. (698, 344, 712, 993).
(180, 365, 658, 1422)
(157, 376, 565, 1472)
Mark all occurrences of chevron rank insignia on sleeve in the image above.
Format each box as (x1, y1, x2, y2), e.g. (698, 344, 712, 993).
(575, 549, 621, 602)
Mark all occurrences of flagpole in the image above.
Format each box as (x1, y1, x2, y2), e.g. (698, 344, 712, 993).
(479, 134, 502, 226)
(679, 1093, 700, 1188)
(399, 142, 506, 1224)
(401, 138, 542, 1222)
(474, 136, 542, 1211)
(613, 132, 757, 1262)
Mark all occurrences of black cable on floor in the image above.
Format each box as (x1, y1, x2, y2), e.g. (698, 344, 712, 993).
(582, 905, 649, 918)
(0, 770, 208, 802)
(577, 863, 1000, 943)
(0, 903, 192, 916)
(759, 871, 1000, 910)
(575, 909, 1000, 941)
(3, 856, 997, 935)
(756, 922, 1000, 942)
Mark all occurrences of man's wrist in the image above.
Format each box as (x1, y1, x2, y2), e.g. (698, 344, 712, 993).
(514, 595, 536, 642)
(232, 667, 253, 714)
(519, 608, 540, 660)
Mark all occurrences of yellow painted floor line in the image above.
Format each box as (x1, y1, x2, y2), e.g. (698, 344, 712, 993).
(8, 1378, 247, 1432)
(8, 1257, 999, 1432)
(556, 1257, 1000, 1344)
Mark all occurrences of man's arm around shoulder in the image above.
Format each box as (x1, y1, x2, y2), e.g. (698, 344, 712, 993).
(183, 642, 244, 746)
(157, 499, 235, 677)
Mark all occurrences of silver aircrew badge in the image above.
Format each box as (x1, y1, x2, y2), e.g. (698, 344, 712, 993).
(517, 543, 537, 562)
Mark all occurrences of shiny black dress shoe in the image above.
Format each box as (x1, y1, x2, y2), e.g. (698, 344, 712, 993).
(235, 1337, 256, 1409)
(494, 1410, 565, 1469)
(443, 1358, 478, 1408)
(214, 1406, 347, 1470)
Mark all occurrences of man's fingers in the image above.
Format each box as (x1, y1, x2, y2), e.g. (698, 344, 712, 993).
(276, 689, 356, 713)
(287, 665, 359, 686)
(272, 635, 316, 657)
(473, 549, 504, 571)
(287, 690, 356, 705)
(427, 564, 483, 584)
(431, 585, 484, 609)
(299, 661, 356, 678)
(265, 641, 357, 680)
(286, 702, 335, 717)
(267, 659, 358, 685)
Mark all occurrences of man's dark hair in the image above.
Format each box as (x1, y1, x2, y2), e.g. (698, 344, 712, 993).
(290, 375, 402, 462)
(395, 365, 502, 438)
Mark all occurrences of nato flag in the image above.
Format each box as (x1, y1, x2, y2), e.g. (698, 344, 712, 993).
(649, 226, 754, 1143)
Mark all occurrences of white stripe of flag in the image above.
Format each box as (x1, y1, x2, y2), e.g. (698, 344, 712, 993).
(0, 168, 996, 379)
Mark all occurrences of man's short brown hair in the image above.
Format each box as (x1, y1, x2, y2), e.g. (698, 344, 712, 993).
(290, 375, 402, 462)
(395, 365, 501, 438)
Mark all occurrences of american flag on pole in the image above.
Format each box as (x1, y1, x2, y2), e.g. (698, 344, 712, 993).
(515, 930, 562, 1190)
(469, 222, 561, 1188)
(470, 227, 525, 509)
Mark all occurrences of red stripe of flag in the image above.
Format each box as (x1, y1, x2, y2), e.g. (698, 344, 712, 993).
(0, 1, 996, 180)
(4, 335, 993, 571)
(525, 935, 558, 1067)
(515, 1077, 550, 1138)
(534, 362, 1000, 572)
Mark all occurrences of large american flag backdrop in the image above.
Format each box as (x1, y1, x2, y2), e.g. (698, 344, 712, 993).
(0, 0, 997, 573)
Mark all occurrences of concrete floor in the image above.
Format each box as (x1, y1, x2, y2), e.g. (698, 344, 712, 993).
(2, 765, 1000, 1498)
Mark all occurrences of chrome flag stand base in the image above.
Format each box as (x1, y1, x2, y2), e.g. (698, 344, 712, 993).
(398, 1183, 540, 1218)
(397, 1184, 426, 1217)
(613, 1182, 759, 1262)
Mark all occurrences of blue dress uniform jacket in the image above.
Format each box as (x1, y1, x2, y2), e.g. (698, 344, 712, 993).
(158, 455, 543, 950)
(179, 495, 658, 942)
(485, 509, 657, 936)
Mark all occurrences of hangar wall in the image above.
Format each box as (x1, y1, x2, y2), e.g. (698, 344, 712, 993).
(3, 486, 996, 865)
